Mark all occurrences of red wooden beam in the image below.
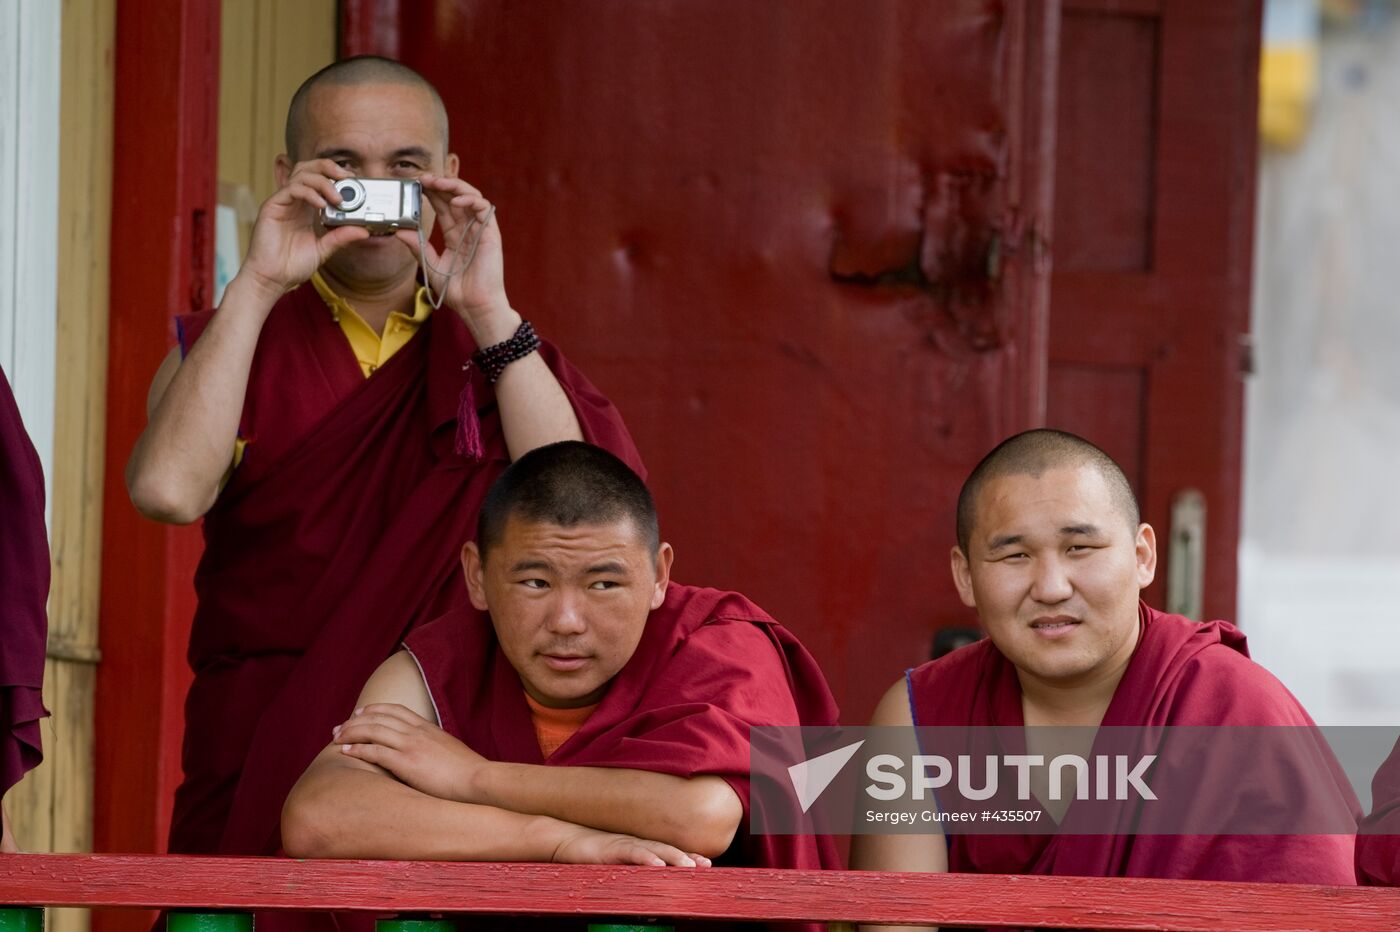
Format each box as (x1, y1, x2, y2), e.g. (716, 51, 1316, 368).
(0, 856, 1396, 931)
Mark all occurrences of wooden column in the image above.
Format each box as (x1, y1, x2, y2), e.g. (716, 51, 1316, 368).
(95, 4, 218, 932)
(2, 4, 119, 932)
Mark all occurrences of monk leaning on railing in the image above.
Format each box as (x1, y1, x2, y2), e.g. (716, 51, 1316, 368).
(282, 441, 839, 932)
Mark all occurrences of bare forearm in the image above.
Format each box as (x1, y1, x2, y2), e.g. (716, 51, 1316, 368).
(126, 273, 279, 522)
(465, 308, 582, 461)
(472, 763, 739, 857)
(284, 760, 570, 861)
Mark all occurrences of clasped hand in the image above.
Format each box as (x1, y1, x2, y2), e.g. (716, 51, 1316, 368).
(333, 702, 485, 803)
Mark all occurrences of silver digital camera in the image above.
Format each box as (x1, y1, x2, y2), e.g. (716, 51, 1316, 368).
(322, 178, 421, 234)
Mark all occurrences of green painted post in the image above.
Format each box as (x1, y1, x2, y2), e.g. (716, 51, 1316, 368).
(375, 919, 455, 932)
(0, 908, 43, 932)
(587, 924, 675, 932)
(167, 912, 254, 932)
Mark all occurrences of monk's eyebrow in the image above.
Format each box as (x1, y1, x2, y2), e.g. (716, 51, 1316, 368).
(1060, 524, 1101, 537)
(987, 534, 1024, 552)
(509, 559, 553, 574)
(585, 561, 627, 575)
(314, 147, 361, 162)
(388, 146, 433, 162)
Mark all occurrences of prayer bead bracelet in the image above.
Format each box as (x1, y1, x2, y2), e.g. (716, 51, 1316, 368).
(471, 320, 541, 383)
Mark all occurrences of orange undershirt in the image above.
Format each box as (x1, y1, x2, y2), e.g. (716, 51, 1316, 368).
(524, 692, 599, 759)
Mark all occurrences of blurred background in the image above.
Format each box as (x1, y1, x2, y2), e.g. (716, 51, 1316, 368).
(1242, 0, 1400, 727)
(0, 3, 1395, 930)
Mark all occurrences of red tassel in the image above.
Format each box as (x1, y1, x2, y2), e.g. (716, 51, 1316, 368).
(455, 366, 485, 461)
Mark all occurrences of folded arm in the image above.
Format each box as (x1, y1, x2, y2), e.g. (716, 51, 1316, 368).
(331, 653, 742, 858)
(283, 744, 704, 865)
(284, 651, 708, 866)
(468, 760, 742, 858)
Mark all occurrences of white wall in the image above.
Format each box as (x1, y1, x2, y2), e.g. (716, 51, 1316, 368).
(0, 0, 61, 517)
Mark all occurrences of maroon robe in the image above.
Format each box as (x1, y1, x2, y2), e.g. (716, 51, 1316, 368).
(907, 602, 1357, 884)
(1357, 738, 1400, 885)
(0, 366, 48, 798)
(169, 283, 641, 859)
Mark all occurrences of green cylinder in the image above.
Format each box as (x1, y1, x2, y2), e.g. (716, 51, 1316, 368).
(375, 920, 456, 932)
(0, 908, 43, 932)
(166, 913, 253, 932)
(587, 925, 674, 932)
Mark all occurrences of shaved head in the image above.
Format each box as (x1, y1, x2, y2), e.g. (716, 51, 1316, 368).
(956, 429, 1140, 553)
(285, 56, 449, 158)
(477, 442, 660, 564)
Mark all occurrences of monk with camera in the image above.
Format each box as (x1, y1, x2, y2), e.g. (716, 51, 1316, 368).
(125, 56, 639, 861)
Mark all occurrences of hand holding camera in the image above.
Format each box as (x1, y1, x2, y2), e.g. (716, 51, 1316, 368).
(394, 173, 515, 344)
(239, 159, 373, 302)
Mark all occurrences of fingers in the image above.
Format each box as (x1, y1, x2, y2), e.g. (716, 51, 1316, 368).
(334, 721, 409, 751)
(359, 703, 433, 727)
(619, 838, 699, 868)
(291, 159, 355, 203)
(644, 842, 696, 868)
(394, 228, 429, 261)
(418, 175, 494, 226)
(271, 160, 353, 210)
(320, 225, 372, 255)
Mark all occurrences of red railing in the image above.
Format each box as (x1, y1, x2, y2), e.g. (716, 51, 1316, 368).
(0, 855, 1397, 931)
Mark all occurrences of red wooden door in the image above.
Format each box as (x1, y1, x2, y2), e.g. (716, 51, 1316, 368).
(354, 1, 1059, 721)
(1047, 0, 1261, 621)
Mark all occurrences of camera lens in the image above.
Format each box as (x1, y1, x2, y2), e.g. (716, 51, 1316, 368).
(335, 179, 366, 212)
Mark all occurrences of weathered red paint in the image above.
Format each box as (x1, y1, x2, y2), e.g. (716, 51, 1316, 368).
(0, 855, 1396, 931)
(1047, 0, 1261, 620)
(339, 0, 400, 60)
(97, 1, 219, 930)
(355, 0, 1059, 723)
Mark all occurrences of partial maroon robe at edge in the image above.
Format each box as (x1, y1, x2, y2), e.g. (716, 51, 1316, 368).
(169, 283, 642, 858)
(1357, 738, 1400, 885)
(403, 582, 841, 931)
(0, 365, 49, 798)
(907, 602, 1357, 884)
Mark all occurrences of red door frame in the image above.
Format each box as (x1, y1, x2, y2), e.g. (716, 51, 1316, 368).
(95, 0, 218, 896)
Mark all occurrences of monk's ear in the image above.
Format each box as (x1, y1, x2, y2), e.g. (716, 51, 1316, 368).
(650, 542, 674, 610)
(274, 153, 294, 189)
(951, 545, 977, 609)
(1134, 523, 1157, 588)
(462, 542, 490, 612)
(444, 152, 460, 179)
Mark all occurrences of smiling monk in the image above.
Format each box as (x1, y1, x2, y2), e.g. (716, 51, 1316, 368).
(851, 429, 1356, 890)
(283, 441, 838, 896)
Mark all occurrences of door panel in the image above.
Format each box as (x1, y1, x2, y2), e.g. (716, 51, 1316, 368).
(1049, 0, 1260, 619)
(367, 0, 1059, 720)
